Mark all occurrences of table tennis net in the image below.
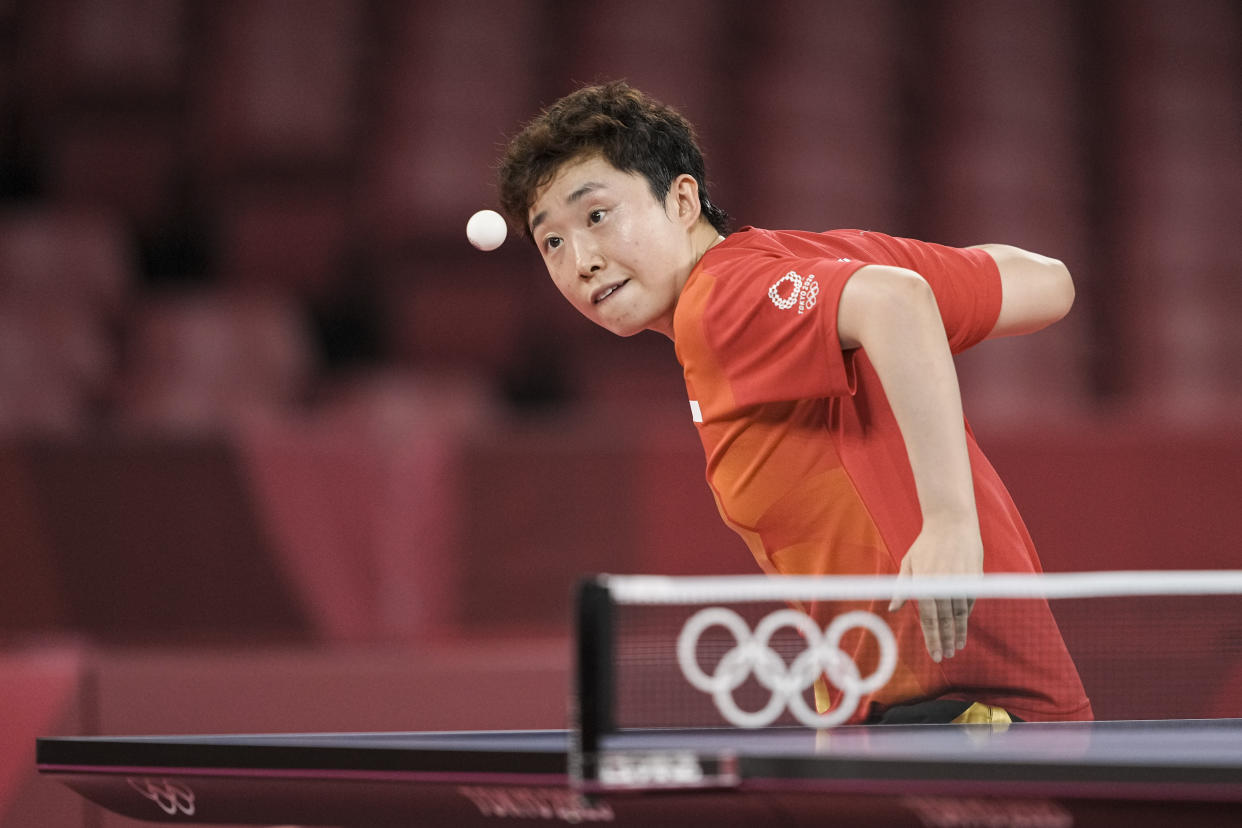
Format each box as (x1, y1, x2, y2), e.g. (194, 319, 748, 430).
(574, 571, 1242, 739)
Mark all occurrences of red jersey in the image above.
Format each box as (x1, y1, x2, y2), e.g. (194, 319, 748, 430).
(673, 227, 1092, 722)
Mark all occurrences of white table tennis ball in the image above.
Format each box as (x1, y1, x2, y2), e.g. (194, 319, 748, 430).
(466, 209, 507, 251)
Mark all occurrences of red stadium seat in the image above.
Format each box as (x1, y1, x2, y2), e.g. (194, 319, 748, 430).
(0, 306, 113, 436)
(0, 207, 131, 315)
(112, 291, 315, 434)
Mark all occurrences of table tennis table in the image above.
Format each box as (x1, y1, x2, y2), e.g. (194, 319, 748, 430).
(36, 717, 1242, 827)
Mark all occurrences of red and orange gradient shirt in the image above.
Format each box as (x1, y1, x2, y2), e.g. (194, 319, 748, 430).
(673, 228, 1092, 723)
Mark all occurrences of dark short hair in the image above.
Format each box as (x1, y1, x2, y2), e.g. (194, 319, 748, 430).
(497, 81, 730, 240)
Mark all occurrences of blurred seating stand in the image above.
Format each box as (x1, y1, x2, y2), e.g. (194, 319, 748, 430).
(923, 0, 1092, 426)
(0, 207, 131, 436)
(738, 0, 903, 231)
(111, 289, 315, 435)
(188, 0, 363, 180)
(354, 0, 540, 249)
(1115, 0, 1242, 425)
(185, 0, 364, 300)
(236, 369, 496, 643)
(16, 0, 189, 233)
(0, 206, 130, 314)
(0, 305, 113, 436)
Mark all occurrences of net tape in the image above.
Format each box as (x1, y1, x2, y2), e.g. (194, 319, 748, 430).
(602, 570, 1242, 605)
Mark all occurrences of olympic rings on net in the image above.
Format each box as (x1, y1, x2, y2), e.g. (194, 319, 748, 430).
(676, 607, 897, 729)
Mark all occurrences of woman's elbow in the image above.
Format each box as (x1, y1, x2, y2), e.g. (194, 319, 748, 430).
(1047, 257, 1075, 323)
(986, 246, 1077, 338)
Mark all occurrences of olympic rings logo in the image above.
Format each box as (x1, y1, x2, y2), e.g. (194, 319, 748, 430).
(126, 777, 196, 816)
(676, 608, 897, 728)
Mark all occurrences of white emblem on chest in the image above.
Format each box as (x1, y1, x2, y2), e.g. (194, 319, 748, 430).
(768, 271, 820, 314)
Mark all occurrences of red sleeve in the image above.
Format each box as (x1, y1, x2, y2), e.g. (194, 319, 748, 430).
(701, 256, 868, 407)
(694, 231, 1001, 407)
(850, 233, 1003, 353)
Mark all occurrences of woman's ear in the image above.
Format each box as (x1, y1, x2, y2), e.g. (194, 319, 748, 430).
(668, 173, 702, 226)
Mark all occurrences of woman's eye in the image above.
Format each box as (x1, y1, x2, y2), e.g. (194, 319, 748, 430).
(545, 237, 562, 251)
(588, 209, 604, 224)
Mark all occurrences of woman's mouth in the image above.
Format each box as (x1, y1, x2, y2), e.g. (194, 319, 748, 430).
(592, 280, 629, 305)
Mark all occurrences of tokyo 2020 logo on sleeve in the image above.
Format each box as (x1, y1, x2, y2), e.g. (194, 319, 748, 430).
(768, 271, 820, 315)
